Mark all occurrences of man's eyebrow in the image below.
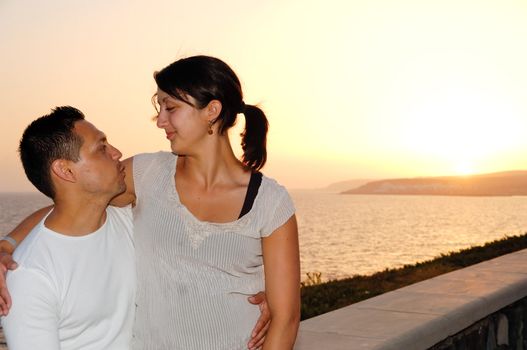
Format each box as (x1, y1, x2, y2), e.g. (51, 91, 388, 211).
(94, 133, 107, 145)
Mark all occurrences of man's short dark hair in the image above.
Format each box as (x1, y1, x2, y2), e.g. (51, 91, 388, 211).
(19, 106, 85, 198)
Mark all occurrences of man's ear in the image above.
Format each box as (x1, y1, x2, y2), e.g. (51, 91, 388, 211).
(206, 100, 222, 121)
(50, 159, 77, 183)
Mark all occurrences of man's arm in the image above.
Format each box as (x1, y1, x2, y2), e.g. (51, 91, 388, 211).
(1, 268, 60, 349)
(247, 292, 271, 350)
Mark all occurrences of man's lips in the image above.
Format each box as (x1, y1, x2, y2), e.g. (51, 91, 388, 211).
(118, 164, 125, 177)
(166, 131, 175, 140)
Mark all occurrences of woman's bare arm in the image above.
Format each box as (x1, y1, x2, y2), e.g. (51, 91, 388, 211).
(110, 157, 136, 207)
(1, 206, 53, 256)
(261, 215, 301, 349)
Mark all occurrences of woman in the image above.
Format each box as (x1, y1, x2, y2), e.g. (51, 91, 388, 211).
(3, 55, 300, 349)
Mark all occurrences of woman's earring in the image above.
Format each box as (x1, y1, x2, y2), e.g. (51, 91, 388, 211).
(208, 120, 214, 135)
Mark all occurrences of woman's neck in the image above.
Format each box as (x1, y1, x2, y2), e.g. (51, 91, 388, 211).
(177, 135, 248, 189)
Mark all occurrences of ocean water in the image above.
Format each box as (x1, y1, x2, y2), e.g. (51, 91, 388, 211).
(293, 191, 527, 280)
(2, 191, 527, 281)
(0, 193, 52, 233)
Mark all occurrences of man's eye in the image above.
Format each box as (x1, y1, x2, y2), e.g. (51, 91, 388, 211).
(166, 106, 175, 112)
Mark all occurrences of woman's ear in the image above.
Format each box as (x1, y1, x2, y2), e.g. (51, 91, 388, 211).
(207, 100, 222, 121)
(50, 159, 77, 183)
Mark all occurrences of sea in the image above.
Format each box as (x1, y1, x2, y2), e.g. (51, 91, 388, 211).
(2, 191, 527, 281)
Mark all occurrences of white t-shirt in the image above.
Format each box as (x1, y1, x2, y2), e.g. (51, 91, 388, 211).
(1, 206, 136, 350)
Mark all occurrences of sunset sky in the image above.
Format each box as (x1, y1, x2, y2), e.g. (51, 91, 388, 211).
(1, 0, 527, 192)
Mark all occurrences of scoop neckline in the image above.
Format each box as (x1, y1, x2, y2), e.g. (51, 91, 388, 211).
(168, 154, 264, 226)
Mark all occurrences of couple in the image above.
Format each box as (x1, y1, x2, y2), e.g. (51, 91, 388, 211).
(0, 56, 300, 349)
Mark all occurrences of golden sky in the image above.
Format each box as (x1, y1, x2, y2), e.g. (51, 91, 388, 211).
(1, 0, 527, 191)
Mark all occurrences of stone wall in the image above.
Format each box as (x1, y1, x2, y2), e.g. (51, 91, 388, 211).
(430, 297, 527, 350)
(295, 248, 527, 350)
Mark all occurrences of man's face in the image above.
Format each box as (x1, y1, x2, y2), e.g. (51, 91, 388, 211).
(71, 120, 126, 198)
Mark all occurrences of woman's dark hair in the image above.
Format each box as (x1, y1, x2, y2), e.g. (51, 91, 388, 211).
(19, 106, 85, 198)
(154, 55, 269, 171)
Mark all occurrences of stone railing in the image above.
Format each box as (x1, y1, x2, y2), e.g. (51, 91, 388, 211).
(429, 296, 526, 349)
(294, 248, 527, 350)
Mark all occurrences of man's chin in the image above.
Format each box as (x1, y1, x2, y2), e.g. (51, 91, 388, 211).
(111, 183, 127, 199)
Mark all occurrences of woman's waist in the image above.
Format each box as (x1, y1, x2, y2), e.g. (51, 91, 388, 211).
(136, 269, 264, 296)
(133, 293, 260, 349)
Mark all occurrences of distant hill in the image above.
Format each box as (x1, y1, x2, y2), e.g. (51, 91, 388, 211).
(342, 171, 527, 196)
(323, 179, 373, 193)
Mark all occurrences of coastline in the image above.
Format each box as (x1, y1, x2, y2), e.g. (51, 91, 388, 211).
(301, 233, 527, 320)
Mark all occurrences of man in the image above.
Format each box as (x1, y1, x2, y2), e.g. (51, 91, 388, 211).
(0, 106, 269, 350)
(1, 106, 136, 349)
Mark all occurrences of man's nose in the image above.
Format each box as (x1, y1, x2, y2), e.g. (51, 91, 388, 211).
(109, 144, 122, 160)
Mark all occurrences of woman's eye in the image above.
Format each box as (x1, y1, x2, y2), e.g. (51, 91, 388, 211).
(166, 106, 175, 112)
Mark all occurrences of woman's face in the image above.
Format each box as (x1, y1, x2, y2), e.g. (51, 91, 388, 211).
(155, 89, 210, 154)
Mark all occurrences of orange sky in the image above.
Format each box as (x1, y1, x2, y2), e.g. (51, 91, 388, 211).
(2, 0, 527, 192)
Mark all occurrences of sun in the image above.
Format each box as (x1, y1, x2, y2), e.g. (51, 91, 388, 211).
(454, 163, 475, 176)
(397, 66, 525, 179)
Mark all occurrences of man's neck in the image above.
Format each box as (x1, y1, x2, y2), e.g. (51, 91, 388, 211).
(44, 196, 110, 237)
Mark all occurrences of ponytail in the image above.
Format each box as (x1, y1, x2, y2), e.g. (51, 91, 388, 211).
(240, 104, 268, 171)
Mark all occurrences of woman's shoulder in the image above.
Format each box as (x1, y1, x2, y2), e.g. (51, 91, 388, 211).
(260, 173, 286, 189)
(131, 151, 177, 187)
(255, 174, 296, 236)
(133, 151, 176, 171)
(259, 174, 291, 199)
(133, 151, 176, 163)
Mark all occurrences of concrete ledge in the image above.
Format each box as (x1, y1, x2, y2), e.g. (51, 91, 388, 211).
(295, 248, 527, 350)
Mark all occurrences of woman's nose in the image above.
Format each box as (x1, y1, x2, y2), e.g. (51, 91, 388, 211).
(156, 111, 167, 129)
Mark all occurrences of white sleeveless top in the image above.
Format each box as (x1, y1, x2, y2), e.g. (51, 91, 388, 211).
(131, 152, 295, 350)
